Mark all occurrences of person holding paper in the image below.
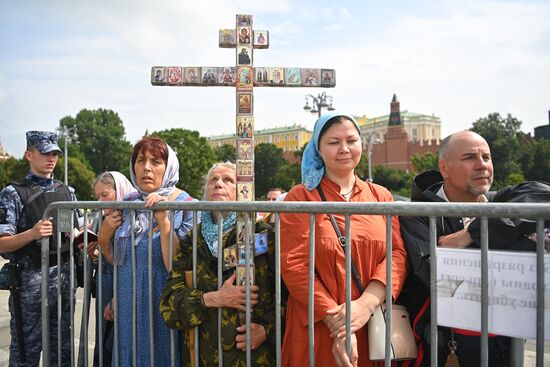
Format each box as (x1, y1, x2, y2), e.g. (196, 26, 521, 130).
(398, 130, 550, 367)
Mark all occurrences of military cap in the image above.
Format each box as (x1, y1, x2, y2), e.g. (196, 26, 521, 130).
(26, 131, 62, 154)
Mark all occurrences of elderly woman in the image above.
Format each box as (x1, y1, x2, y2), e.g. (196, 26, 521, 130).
(280, 112, 408, 367)
(98, 136, 194, 366)
(160, 162, 277, 366)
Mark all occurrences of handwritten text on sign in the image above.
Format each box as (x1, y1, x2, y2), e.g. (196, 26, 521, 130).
(436, 248, 550, 340)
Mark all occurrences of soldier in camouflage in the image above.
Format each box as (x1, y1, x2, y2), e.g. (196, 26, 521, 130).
(0, 131, 78, 366)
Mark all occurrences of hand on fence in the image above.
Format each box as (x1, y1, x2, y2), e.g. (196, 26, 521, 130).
(144, 193, 170, 225)
(204, 273, 259, 311)
(32, 218, 53, 240)
(235, 323, 266, 351)
(332, 333, 358, 367)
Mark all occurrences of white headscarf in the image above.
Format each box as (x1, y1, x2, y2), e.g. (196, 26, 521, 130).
(107, 171, 136, 200)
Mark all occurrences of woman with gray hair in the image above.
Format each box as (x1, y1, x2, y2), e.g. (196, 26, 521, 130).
(160, 162, 277, 366)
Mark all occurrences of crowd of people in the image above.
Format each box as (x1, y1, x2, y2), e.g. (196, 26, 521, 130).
(0, 114, 548, 366)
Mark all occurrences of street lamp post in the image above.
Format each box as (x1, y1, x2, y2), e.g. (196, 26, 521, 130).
(303, 92, 335, 118)
(59, 126, 78, 185)
(365, 134, 381, 182)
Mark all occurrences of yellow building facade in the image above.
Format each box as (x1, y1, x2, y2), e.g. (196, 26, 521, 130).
(208, 124, 312, 153)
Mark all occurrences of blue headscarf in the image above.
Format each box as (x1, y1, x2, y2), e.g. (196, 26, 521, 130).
(301, 112, 361, 191)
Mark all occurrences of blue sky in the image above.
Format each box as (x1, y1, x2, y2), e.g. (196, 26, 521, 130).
(1, 0, 549, 158)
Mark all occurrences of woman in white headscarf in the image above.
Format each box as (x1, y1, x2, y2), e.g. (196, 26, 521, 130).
(98, 136, 194, 366)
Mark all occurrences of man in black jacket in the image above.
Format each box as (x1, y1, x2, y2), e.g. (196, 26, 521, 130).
(398, 131, 549, 367)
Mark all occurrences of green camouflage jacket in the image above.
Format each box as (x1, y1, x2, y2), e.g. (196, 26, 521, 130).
(160, 220, 277, 366)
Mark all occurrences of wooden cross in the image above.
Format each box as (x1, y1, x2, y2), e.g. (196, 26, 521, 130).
(150, 12, 335, 285)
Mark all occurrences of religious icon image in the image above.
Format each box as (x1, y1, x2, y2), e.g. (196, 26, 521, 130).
(218, 66, 235, 85)
(150, 67, 165, 85)
(219, 29, 236, 48)
(237, 66, 253, 89)
(269, 67, 284, 85)
(237, 138, 253, 159)
(184, 67, 200, 84)
(223, 245, 238, 270)
(254, 231, 268, 255)
(237, 159, 253, 177)
(167, 66, 183, 85)
(237, 46, 252, 66)
(237, 27, 251, 45)
(285, 67, 301, 86)
(237, 92, 252, 115)
(254, 67, 269, 85)
(237, 14, 252, 27)
(238, 182, 253, 201)
(321, 69, 336, 87)
(201, 67, 218, 85)
(236, 264, 255, 286)
(253, 30, 269, 48)
(301, 68, 321, 86)
(237, 219, 254, 247)
(236, 117, 253, 138)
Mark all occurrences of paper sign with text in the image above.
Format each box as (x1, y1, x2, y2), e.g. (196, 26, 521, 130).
(436, 248, 550, 340)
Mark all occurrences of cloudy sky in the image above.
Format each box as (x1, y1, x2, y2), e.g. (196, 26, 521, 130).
(1, 0, 549, 158)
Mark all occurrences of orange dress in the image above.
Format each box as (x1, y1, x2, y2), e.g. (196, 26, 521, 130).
(280, 177, 408, 367)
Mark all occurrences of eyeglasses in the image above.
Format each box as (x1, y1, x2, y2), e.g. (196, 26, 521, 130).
(267, 197, 277, 201)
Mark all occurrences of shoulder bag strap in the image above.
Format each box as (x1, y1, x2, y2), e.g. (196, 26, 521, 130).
(317, 185, 365, 293)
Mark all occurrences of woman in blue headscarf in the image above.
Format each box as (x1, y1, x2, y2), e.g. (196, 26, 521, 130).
(280, 112, 408, 367)
(98, 136, 194, 366)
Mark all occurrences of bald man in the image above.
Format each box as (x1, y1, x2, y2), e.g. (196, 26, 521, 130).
(397, 131, 550, 366)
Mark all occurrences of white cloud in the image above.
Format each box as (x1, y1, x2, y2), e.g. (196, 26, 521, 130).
(1, 0, 549, 157)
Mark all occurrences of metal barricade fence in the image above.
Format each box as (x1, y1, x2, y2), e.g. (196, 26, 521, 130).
(39, 200, 550, 367)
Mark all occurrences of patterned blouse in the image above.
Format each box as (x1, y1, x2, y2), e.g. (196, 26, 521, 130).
(160, 220, 278, 367)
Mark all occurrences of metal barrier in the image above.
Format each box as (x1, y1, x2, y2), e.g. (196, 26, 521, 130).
(39, 200, 550, 367)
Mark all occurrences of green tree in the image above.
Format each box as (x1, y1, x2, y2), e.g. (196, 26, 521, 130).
(373, 165, 413, 197)
(254, 143, 287, 197)
(59, 108, 133, 174)
(0, 157, 29, 188)
(152, 129, 216, 198)
(518, 138, 550, 182)
(54, 157, 96, 200)
(213, 144, 236, 162)
(470, 113, 523, 188)
(411, 151, 439, 174)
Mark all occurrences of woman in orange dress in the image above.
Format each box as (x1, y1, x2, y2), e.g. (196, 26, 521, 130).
(280, 112, 408, 367)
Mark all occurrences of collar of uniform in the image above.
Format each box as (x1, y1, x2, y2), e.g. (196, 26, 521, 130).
(25, 171, 55, 188)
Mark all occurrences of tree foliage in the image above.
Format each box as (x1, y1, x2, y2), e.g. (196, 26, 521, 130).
(411, 152, 439, 174)
(0, 157, 28, 188)
(152, 129, 216, 198)
(213, 144, 236, 162)
(372, 165, 413, 197)
(470, 113, 523, 188)
(54, 157, 96, 200)
(254, 143, 287, 197)
(59, 109, 133, 175)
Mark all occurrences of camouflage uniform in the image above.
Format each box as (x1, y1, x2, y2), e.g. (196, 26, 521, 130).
(0, 131, 77, 367)
(160, 221, 278, 367)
